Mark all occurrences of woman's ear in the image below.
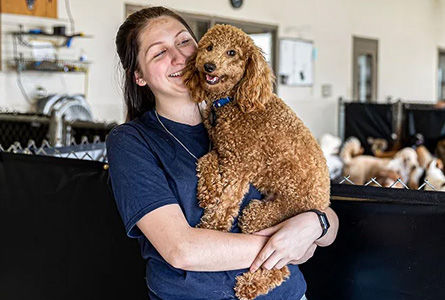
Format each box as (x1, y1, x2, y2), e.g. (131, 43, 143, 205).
(183, 52, 207, 103)
(134, 71, 147, 87)
(235, 46, 274, 113)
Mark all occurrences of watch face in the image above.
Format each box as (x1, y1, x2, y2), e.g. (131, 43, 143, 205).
(230, 0, 243, 8)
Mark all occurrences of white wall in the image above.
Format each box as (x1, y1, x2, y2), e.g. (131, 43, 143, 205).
(1, 0, 445, 138)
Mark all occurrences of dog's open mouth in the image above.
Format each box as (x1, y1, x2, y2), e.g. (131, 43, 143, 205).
(205, 74, 221, 85)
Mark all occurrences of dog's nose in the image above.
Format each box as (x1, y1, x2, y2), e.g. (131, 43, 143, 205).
(204, 63, 216, 73)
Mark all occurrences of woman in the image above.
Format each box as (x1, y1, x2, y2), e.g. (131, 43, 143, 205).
(107, 6, 338, 300)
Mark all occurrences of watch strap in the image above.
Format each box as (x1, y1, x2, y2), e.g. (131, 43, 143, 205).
(307, 209, 330, 240)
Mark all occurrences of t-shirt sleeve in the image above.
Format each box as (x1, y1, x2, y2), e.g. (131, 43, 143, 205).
(105, 124, 178, 238)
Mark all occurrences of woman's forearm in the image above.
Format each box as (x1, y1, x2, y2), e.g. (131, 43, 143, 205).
(137, 204, 266, 272)
(175, 228, 268, 272)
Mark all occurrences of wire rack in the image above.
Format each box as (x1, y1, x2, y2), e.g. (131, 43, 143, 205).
(1, 137, 443, 192)
(336, 175, 442, 192)
(0, 137, 108, 163)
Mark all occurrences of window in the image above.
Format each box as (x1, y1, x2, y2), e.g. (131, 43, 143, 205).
(353, 37, 378, 102)
(438, 50, 445, 100)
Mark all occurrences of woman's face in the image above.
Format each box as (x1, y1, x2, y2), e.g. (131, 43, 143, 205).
(135, 16, 197, 99)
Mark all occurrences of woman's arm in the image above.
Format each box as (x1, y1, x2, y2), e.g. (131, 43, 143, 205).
(136, 203, 268, 272)
(249, 207, 339, 272)
(314, 207, 339, 247)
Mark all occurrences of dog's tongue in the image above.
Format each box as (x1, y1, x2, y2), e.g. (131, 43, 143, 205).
(206, 74, 219, 83)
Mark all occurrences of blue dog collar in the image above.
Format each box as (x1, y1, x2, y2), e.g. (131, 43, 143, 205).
(209, 97, 233, 127)
(212, 97, 233, 108)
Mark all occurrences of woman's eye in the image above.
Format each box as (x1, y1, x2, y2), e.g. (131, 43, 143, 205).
(154, 50, 166, 58)
(227, 50, 236, 56)
(179, 39, 190, 45)
(206, 45, 213, 51)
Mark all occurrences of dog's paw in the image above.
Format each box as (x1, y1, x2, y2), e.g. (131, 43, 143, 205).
(234, 267, 290, 300)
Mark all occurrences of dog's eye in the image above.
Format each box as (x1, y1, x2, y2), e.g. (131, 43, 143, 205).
(206, 45, 213, 51)
(227, 50, 236, 56)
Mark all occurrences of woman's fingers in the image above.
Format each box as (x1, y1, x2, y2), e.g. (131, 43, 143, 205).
(250, 242, 275, 272)
(274, 258, 289, 270)
(293, 243, 317, 265)
(261, 250, 284, 270)
(252, 223, 282, 237)
(251, 212, 323, 272)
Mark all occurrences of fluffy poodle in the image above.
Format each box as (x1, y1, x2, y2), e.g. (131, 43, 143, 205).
(183, 24, 330, 300)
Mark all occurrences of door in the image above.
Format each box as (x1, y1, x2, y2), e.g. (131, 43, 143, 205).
(353, 37, 378, 102)
(438, 50, 445, 100)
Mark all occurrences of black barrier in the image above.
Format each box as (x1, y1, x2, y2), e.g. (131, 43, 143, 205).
(403, 105, 445, 154)
(301, 184, 445, 300)
(342, 101, 445, 154)
(344, 102, 395, 155)
(2, 153, 445, 300)
(0, 153, 146, 300)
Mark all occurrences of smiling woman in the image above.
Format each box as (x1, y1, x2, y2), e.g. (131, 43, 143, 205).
(110, 5, 338, 300)
(115, 7, 198, 122)
(133, 17, 199, 122)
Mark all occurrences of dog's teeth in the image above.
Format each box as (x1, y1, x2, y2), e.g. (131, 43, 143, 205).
(206, 74, 220, 84)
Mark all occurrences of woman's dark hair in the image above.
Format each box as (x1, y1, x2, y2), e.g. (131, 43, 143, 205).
(115, 6, 198, 122)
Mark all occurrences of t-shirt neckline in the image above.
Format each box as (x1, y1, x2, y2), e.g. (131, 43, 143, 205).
(143, 109, 206, 134)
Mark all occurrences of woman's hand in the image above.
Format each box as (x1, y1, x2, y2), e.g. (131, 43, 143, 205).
(249, 211, 322, 272)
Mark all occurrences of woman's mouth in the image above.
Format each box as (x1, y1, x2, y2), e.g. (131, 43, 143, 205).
(205, 74, 221, 85)
(169, 70, 183, 78)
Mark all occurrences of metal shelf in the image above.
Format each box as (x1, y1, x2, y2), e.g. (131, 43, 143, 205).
(10, 31, 93, 39)
(8, 59, 91, 73)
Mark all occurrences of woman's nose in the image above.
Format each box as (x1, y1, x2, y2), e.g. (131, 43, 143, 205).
(171, 47, 187, 65)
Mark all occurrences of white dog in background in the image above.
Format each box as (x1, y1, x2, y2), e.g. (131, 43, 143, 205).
(319, 134, 343, 180)
(340, 137, 420, 187)
(425, 159, 445, 191)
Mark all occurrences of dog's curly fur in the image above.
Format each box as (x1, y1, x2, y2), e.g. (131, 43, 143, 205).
(183, 24, 330, 300)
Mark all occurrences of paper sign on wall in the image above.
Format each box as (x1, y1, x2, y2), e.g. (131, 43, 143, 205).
(279, 39, 313, 86)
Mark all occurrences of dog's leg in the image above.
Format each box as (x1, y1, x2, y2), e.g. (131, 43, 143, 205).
(239, 160, 330, 234)
(198, 174, 250, 232)
(234, 267, 291, 300)
(239, 190, 329, 234)
(196, 150, 224, 209)
(238, 196, 294, 234)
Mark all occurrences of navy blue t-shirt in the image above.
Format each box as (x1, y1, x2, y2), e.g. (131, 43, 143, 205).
(106, 109, 307, 299)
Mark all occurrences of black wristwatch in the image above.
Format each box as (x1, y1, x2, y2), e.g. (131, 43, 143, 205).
(307, 209, 330, 240)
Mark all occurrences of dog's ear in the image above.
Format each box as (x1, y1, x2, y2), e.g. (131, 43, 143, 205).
(234, 46, 274, 113)
(183, 52, 207, 103)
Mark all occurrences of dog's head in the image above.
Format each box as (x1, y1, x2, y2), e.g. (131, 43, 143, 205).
(394, 147, 419, 173)
(183, 24, 274, 113)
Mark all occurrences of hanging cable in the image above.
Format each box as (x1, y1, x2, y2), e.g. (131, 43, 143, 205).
(12, 32, 33, 104)
(16, 68, 33, 104)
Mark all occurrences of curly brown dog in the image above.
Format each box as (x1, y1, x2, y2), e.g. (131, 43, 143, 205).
(183, 24, 330, 300)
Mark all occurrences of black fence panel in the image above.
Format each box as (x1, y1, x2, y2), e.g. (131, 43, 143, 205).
(2, 152, 445, 300)
(301, 184, 445, 300)
(0, 153, 146, 300)
(403, 105, 445, 154)
(344, 103, 395, 155)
